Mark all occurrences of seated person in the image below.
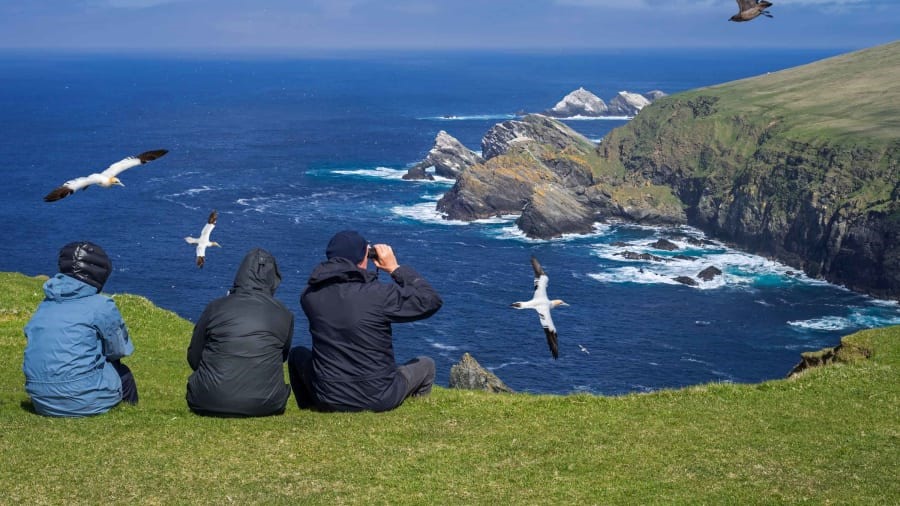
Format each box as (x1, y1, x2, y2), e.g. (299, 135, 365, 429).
(186, 248, 294, 417)
(23, 241, 138, 417)
(289, 230, 442, 412)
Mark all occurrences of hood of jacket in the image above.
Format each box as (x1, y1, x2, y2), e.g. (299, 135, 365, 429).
(43, 273, 99, 301)
(307, 257, 376, 287)
(231, 248, 282, 296)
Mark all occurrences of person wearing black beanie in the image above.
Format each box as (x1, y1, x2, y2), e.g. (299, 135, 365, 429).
(289, 230, 443, 412)
(23, 241, 138, 417)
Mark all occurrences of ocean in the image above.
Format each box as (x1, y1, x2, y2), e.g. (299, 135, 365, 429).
(2, 48, 898, 395)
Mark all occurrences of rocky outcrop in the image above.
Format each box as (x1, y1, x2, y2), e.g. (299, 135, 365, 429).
(788, 339, 872, 377)
(517, 183, 596, 238)
(607, 91, 652, 116)
(697, 266, 723, 281)
(673, 276, 698, 286)
(403, 130, 483, 180)
(650, 239, 679, 251)
(449, 353, 514, 393)
(643, 90, 668, 101)
(545, 87, 608, 117)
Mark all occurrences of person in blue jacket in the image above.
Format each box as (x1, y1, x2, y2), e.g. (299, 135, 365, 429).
(289, 230, 443, 412)
(23, 241, 138, 417)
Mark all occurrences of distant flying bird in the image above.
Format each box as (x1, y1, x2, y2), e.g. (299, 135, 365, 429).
(510, 256, 569, 359)
(185, 210, 221, 268)
(43, 149, 169, 202)
(729, 0, 773, 22)
(578, 344, 590, 354)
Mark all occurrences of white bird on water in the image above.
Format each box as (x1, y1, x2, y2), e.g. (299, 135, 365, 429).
(185, 210, 221, 268)
(43, 149, 168, 202)
(510, 256, 569, 359)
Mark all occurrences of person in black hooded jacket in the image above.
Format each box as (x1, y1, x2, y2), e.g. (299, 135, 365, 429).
(186, 248, 294, 417)
(289, 230, 442, 412)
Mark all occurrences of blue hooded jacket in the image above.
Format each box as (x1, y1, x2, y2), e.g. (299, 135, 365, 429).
(23, 273, 134, 417)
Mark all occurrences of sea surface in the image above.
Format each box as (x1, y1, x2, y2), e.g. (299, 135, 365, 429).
(2, 49, 898, 395)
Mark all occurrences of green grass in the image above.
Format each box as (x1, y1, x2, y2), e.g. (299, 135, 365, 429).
(1, 272, 898, 504)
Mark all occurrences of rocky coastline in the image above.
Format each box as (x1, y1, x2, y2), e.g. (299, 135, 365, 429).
(408, 43, 900, 300)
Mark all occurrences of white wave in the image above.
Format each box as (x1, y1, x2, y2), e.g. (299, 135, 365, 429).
(788, 316, 852, 332)
(420, 114, 518, 121)
(490, 222, 612, 243)
(789, 310, 900, 332)
(489, 360, 536, 371)
(588, 225, 815, 290)
(557, 115, 633, 121)
(331, 166, 409, 180)
(428, 342, 460, 351)
(390, 202, 517, 226)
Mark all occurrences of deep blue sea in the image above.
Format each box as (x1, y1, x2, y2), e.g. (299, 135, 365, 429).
(2, 49, 899, 395)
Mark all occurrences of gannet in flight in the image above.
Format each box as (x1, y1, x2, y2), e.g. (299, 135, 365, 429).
(185, 210, 221, 268)
(729, 0, 773, 22)
(510, 256, 568, 359)
(43, 149, 168, 202)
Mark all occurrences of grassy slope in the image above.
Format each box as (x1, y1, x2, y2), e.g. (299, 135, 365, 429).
(686, 41, 900, 143)
(1, 271, 898, 504)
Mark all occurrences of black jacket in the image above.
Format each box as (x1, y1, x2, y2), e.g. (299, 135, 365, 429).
(300, 258, 442, 412)
(187, 248, 294, 417)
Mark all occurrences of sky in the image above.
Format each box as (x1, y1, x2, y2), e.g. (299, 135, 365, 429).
(0, 0, 896, 52)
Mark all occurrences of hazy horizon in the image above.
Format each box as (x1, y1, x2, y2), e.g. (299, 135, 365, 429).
(0, 1, 896, 53)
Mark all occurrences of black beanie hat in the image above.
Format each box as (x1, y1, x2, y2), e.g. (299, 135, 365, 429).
(325, 230, 368, 264)
(58, 241, 112, 291)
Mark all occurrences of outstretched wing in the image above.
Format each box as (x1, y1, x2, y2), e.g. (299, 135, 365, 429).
(535, 306, 560, 359)
(199, 210, 217, 242)
(43, 176, 97, 202)
(101, 149, 168, 178)
(736, 0, 757, 11)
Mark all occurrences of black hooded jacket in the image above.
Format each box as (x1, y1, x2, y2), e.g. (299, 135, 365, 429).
(186, 248, 294, 417)
(301, 258, 442, 412)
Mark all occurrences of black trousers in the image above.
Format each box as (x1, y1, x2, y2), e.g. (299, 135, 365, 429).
(287, 347, 435, 410)
(110, 360, 139, 405)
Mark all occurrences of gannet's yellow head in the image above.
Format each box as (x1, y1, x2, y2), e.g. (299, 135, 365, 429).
(551, 300, 569, 308)
(210, 241, 222, 247)
(110, 177, 124, 187)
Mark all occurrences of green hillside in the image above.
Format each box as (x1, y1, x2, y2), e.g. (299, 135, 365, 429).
(1, 272, 898, 504)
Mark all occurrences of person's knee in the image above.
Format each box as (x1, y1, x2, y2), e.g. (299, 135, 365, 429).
(419, 356, 435, 376)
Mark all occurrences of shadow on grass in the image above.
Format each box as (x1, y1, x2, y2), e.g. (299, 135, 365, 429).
(19, 400, 37, 414)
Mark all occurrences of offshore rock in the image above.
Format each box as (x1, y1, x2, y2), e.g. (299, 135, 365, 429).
(643, 90, 668, 101)
(697, 266, 723, 281)
(607, 91, 652, 116)
(403, 130, 483, 180)
(449, 353, 514, 393)
(650, 238, 679, 251)
(545, 87, 609, 118)
(673, 276, 699, 286)
(617, 251, 669, 262)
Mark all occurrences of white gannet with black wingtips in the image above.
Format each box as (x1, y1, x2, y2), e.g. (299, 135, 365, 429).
(510, 256, 568, 359)
(43, 149, 168, 202)
(185, 210, 221, 268)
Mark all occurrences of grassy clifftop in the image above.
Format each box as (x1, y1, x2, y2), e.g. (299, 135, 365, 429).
(1, 271, 898, 504)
